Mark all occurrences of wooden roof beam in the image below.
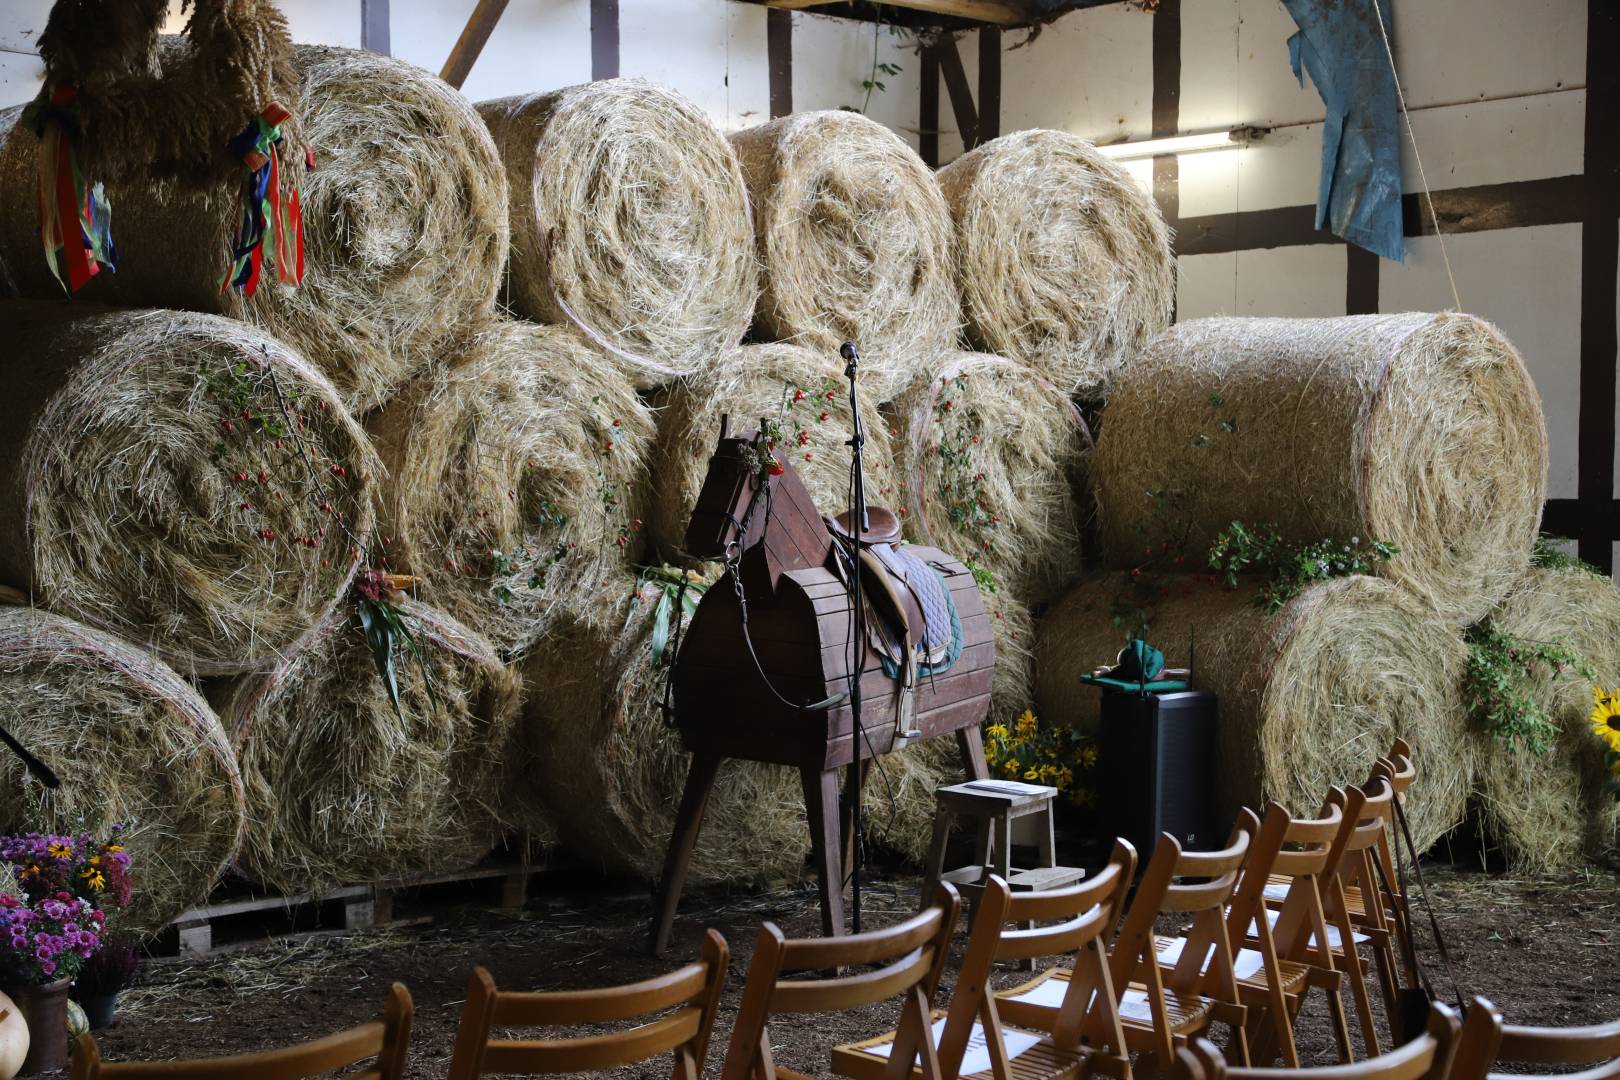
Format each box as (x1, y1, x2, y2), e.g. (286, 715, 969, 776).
(761, 0, 1037, 28)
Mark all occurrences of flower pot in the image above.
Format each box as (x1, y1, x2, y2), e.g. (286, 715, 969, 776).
(8, 979, 69, 1074)
(72, 993, 116, 1032)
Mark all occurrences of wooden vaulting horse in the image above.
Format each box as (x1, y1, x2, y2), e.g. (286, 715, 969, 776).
(648, 422, 995, 953)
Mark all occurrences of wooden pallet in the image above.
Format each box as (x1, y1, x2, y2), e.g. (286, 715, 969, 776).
(167, 860, 535, 957)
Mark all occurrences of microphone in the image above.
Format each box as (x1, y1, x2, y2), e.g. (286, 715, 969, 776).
(840, 341, 859, 377)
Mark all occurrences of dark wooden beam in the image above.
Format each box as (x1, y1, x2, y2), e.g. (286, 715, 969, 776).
(592, 0, 620, 80)
(1578, 0, 1619, 573)
(936, 35, 978, 151)
(360, 0, 389, 55)
(439, 0, 509, 89)
(977, 27, 1001, 143)
(768, 8, 793, 117)
(919, 43, 941, 167)
(762, 0, 1034, 26)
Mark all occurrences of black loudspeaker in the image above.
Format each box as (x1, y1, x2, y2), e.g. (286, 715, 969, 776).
(1100, 689, 1218, 856)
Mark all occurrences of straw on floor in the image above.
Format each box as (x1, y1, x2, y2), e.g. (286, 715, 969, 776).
(731, 111, 958, 401)
(936, 129, 1174, 399)
(0, 302, 377, 677)
(368, 319, 656, 659)
(884, 351, 1093, 608)
(1036, 573, 1471, 850)
(478, 79, 757, 386)
(0, 45, 510, 411)
(0, 607, 245, 937)
(1094, 314, 1548, 625)
(216, 598, 520, 893)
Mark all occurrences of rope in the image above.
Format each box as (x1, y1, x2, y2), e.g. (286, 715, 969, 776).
(1368, 0, 1462, 311)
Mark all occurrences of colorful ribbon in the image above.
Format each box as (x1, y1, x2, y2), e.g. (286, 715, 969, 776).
(22, 85, 115, 295)
(221, 102, 308, 297)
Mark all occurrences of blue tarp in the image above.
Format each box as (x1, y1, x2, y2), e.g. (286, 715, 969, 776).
(1283, 0, 1407, 261)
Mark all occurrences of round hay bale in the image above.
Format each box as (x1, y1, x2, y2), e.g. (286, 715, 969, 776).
(1035, 573, 1470, 850)
(217, 598, 519, 891)
(0, 45, 509, 411)
(867, 588, 1034, 864)
(884, 352, 1093, 608)
(477, 80, 756, 385)
(368, 320, 656, 659)
(1471, 564, 1620, 872)
(1094, 314, 1548, 626)
(514, 573, 809, 883)
(730, 111, 957, 401)
(935, 129, 1174, 398)
(0, 302, 377, 676)
(0, 607, 245, 936)
(648, 343, 898, 559)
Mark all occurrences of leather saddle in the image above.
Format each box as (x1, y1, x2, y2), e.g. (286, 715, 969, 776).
(823, 509, 955, 670)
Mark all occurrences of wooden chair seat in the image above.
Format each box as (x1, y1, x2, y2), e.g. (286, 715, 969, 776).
(997, 967, 1216, 1034)
(1152, 935, 1309, 997)
(833, 1010, 1093, 1080)
(1267, 874, 1387, 923)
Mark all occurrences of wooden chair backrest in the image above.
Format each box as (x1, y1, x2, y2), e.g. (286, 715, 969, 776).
(1112, 818, 1255, 1067)
(1174, 1001, 1462, 1080)
(1265, 791, 1356, 962)
(945, 842, 1139, 1076)
(722, 884, 961, 1080)
(1450, 997, 1620, 1080)
(1325, 780, 1398, 937)
(446, 929, 729, 1080)
(73, 983, 412, 1080)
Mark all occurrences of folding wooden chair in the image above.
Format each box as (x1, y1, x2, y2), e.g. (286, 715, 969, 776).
(1449, 996, 1620, 1080)
(722, 885, 961, 1080)
(447, 929, 729, 1080)
(1001, 822, 1255, 1076)
(834, 842, 1140, 1080)
(73, 983, 412, 1080)
(1187, 801, 1350, 1069)
(1171, 1001, 1464, 1080)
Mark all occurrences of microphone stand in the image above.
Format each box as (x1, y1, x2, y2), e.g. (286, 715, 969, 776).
(840, 340, 867, 935)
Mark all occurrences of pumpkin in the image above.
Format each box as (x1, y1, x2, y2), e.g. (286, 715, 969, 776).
(0, 991, 30, 1080)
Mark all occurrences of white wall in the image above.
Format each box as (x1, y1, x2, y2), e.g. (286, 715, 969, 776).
(0, 1, 922, 144)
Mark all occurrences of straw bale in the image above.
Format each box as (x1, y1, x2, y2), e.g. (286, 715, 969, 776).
(0, 302, 376, 676)
(935, 129, 1174, 398)
(513, 573, 809, 883)
(478, 80, 756, 385)
(1471, 565, 1620, 872)
(1036, 573, 1470, 850)
(368, 320, 655, 659)
(884, 351, 1092, 607)
(648, 343, 898, 559)
(216, 598, 518, 892)
(1094, 314, 1548, 625)
(0, 607, 244, 936)
(731, 111, 957, 401)
(0, 44, 509, 411)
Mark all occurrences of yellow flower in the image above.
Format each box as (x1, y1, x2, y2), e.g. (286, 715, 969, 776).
(80, 868, 104, 891)
(1015, 710, 1039, 738)
(1003, 758, 1021, 777)
(1056, 766, 1074, 789)
(46, 843, 70, 860)
(105, 844, 124, 854)
(1081, 747, 1099, 769)
(1024, 768, 1041, 781)
(986, 723, 1009, 740)
(1038, 763, 1057, 780)
(1591, 689, 1620, 752)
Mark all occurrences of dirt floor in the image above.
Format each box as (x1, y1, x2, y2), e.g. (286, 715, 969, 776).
(91, 855, 1619, 1079)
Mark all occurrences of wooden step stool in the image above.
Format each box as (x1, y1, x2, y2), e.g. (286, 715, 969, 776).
(921, 779, 1085, 941)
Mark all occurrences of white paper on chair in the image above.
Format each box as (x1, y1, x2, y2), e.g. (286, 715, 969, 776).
(1005, 979, 1155, 1023)
(1262, 882, 1290, 902)
(1255, 909, 1367, 948)
(964, 780, 1051, 797)
(1155, 936, 1266, 981)
(866, 1018, 1041, 1075)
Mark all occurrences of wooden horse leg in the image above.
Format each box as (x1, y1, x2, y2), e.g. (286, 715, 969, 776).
(956, 724, 989, 780)
(802, 765, 846, 937)
(840, 755, 873, 884)
(648, 752, 721, 955)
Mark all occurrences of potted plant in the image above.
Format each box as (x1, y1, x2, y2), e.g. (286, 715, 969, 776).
(0, 828, 128, 1073)
(68, 940, 137, 1031)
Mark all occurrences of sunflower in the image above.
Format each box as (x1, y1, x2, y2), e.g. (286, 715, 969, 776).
(1590, 687, 1620, 752)
(1015, 710, 1039, 738)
